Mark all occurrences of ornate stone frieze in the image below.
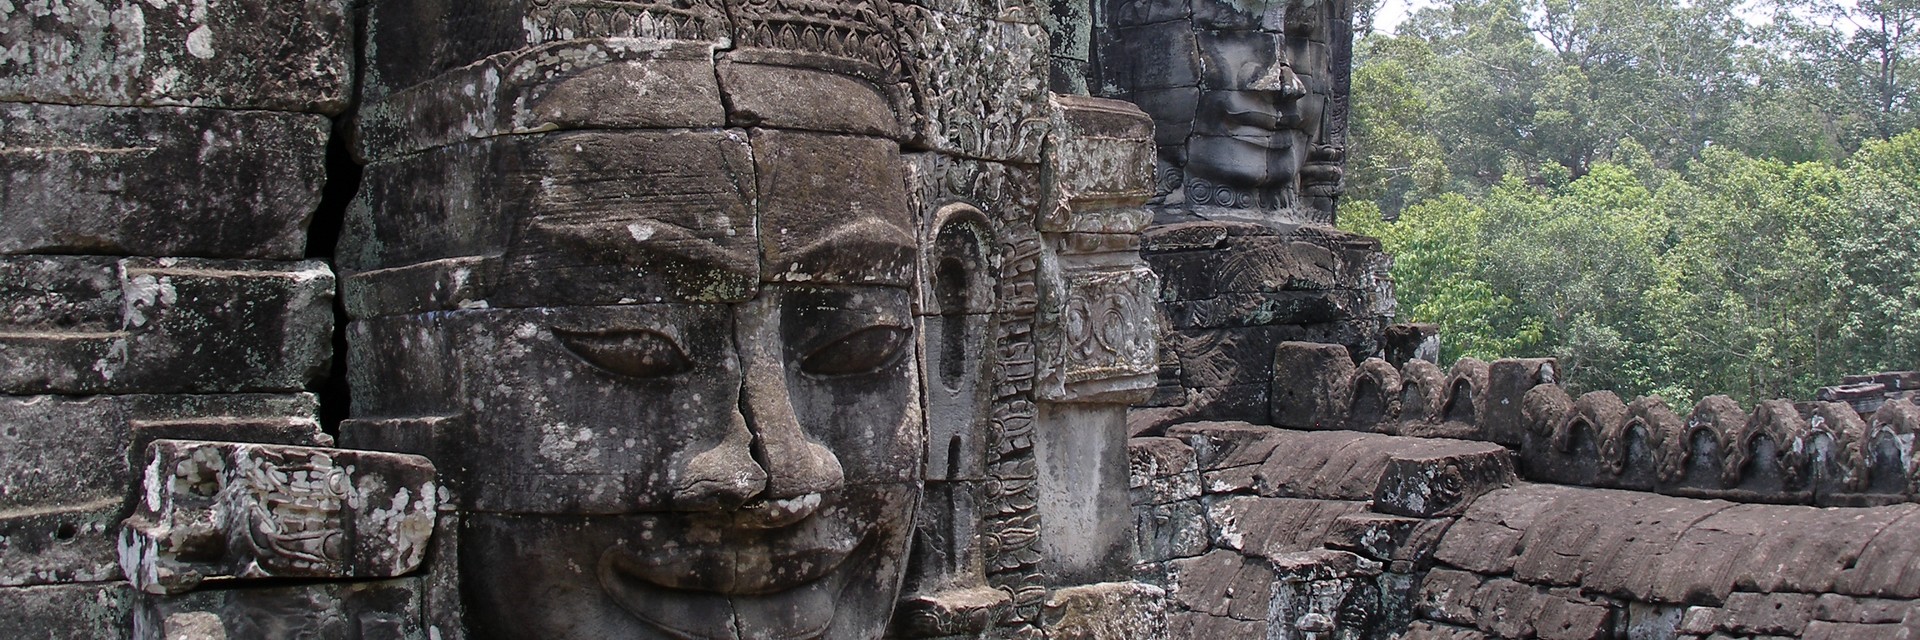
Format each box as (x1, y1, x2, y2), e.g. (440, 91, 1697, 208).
(118, 440, 436, 595)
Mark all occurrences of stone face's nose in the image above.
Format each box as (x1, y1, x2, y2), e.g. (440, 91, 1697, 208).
(673, 408, 769, 511)
(737, 294, 852, 499)
(736, 295, 847, 500)
(666, 294, 846, 512)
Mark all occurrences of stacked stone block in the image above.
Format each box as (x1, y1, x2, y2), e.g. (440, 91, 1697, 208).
(0, 1, 438, 636)
(1820, 370, 1920, 416)
(1266, 341, 1920, 508)
(1128, 421, 1514, 638)
(1411, 484, 1920, 639)
(1154, 339, 1920, 637)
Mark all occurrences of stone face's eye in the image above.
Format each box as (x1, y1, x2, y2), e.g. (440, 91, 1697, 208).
(800, 326, 909, 376)
(554, 329, 692, 379)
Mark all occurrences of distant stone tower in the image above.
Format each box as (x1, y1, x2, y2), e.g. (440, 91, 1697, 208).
(1079, 0, 1395, 429)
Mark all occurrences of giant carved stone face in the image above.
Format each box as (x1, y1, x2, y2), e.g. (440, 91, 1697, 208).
(1102, 0, 1351, 222)
(343, 76, 924, 637)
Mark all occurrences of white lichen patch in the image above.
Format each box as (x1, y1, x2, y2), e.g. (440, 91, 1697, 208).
(183, 24, 213, 59)
(121, 272, 178, 328)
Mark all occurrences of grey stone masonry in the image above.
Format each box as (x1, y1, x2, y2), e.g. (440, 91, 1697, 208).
(1130, 421, 1514, 638)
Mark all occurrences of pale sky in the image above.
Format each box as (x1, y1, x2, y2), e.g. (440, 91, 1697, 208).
(1370, 0, 1808, 36)
(1372, 0, 1436, 34)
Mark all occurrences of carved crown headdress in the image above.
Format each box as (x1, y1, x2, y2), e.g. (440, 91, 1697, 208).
(729, 0, 907, 81)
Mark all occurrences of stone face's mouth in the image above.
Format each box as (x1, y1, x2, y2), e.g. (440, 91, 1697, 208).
(596, 503, 865, 640)
(594, 487, 868, 597)
(598, 557, 839, 640)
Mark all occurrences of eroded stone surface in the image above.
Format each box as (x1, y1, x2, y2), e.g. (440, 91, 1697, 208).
(130, 578, 425, 640)
(0, 104, 328, 260)
(0, 582, 133, 639)
(0, 257, 334, 395)
(0, 394, 323, 587)
(0, 0, 351, 111)
(1040, 581, 1169, 639)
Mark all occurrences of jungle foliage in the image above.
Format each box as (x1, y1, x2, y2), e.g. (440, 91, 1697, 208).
(1340, 0, 1920, 405)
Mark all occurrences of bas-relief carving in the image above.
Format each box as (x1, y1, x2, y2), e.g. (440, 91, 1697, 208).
(1099, 0, 1353, 225)
(118, 441, 436, 596)
(903, 154, 1054, 637)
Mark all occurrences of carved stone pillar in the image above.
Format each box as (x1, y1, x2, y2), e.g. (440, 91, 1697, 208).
(1032, 94, 1162, 587)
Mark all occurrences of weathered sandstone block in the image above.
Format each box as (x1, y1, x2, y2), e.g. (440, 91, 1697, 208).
(0, 104, 328, 259)
(0, 257, 334, 394)
(0, 0, 351, 111)
(0, 394, 322, 587)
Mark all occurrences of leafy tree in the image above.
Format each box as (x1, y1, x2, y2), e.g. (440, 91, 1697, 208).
(1345, 36, 1451, 216)
(1766, 0, 1920, 152)
(1341, 0, 1920, 406)
(1834, 131, 1920, 372)
(1645, 148, 1851, 402)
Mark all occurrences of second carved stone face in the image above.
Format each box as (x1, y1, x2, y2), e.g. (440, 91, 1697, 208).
(1102, 0, 1348, 221)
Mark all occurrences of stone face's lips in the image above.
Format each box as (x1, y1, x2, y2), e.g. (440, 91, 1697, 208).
(597, 492, 864, 595)
(599, 559, 839, 640)
(595, 497, 866, 640)
(1220, 105, 1304, 140)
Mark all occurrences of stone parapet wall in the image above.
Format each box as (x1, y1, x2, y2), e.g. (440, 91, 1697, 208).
(1413, 483, 1920, 639)
(1266, 341, 1920, 508)
(1129, 419, 1920, 639)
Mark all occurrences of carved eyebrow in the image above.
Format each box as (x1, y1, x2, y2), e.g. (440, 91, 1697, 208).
(776, 217, 917, 285)
(527, 218, 757, 276)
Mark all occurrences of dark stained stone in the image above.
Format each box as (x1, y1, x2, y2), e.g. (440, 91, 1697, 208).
(0, 393, 323, 588)
(1413, 568, 1486, 627)
(1716, 591, 1817, 636)
(0, 0, 350, 112)
(1370, 438, 1514, 518)
(0, 104, 328, 260)
(119, 440, 436, 595)
(1400, 620, 1490, 640)
(0, 582, 133, 639)
(0, 257, 334, 395)
(720, 59, 906, 139)
(355, 39, 728, 160)
(1206, 496, 1366, 558)
(1135, 499, 1209, 562)
(1040, 581, 1169, 639)
(1270, 341, 1354, 429)
(131, 578, 426, 639)
(1432, 485, 1584, 575)
(341, 129, 762, 311)
(1804, 620, 1913, 640)
(1167, 549, 1273, 622)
